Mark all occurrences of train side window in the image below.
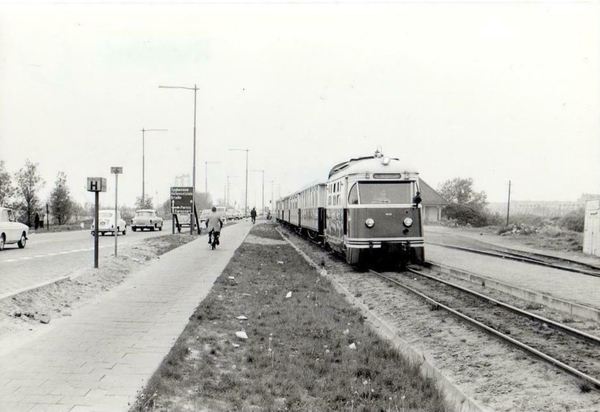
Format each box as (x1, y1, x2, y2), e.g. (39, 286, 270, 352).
(348, 184, 358, 204)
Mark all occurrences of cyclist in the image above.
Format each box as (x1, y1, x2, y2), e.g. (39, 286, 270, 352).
(250, 207, 257, 224)
(206, 207, 223, 247)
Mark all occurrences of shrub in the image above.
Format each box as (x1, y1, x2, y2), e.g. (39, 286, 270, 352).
(442, 204, 489, 227)
(558, 208, 585, 233)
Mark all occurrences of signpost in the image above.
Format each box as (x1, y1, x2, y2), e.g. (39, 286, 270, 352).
(87, 177, 107, 268)
(170, 187, 193, 235)
(111, 167, 123, 257)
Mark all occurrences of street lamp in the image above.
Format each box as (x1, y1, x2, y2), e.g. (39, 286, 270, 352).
(159, 84, 199, 234)
(229, 148, 249, 216)
(252, 169, 265, 216)
(205, 161, 220, 202)
(141, 128, 167, 207)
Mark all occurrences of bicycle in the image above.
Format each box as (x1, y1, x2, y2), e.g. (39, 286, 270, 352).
(209, 231, 220, 250)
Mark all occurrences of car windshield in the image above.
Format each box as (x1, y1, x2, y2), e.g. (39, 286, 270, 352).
(351, 182, 412, 205)
(136, 211, 154, 217)
(99, 212, 114, 218)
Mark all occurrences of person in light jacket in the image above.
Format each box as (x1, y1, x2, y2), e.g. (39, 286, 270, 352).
(205, 207, 223, 245)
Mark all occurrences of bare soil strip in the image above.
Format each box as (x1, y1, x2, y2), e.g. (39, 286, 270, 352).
(0, 234, 196, 343)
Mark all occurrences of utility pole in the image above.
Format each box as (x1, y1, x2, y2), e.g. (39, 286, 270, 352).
(506, 180, 511, 226)
(111, 167, 123, 256)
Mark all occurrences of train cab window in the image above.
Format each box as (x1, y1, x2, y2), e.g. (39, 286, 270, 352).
(358, 182, 412, 204)
(348, 184, 359, 204)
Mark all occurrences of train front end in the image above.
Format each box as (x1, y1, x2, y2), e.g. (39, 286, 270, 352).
(326, 152, 424, 266)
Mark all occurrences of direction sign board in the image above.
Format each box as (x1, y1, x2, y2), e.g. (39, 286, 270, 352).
(111, 167, 123, 174)
(87, 177, 107, 192)
(170, 187, 193, 214)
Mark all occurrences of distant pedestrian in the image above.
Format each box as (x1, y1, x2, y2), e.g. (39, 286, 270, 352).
(250, 207, 257, 224)
(34, 213, 40, 230)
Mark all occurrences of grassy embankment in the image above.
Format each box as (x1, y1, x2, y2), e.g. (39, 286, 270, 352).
(131, 223, 448, 412)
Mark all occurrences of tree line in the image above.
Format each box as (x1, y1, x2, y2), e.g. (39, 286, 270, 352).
(0, 159, 218, 228)
(0, 159, 83, 227)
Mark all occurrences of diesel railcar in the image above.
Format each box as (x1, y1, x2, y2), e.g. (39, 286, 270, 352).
(277, 149, 424, 266)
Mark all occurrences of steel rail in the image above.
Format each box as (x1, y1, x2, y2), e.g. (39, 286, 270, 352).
(406, 267, 600, 346)
(427, 242, 600, 277)
(369, 269, 600, 390)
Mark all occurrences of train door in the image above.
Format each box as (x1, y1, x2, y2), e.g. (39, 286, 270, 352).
(343, 178, 348, 236)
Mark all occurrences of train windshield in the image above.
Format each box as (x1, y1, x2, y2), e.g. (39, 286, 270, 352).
(352, 182, 412, 204)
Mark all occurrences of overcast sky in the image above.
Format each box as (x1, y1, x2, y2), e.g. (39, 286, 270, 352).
(1, 1, 599, 211)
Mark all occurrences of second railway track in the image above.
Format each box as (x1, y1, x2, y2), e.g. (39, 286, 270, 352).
(370, 266, 600, 390)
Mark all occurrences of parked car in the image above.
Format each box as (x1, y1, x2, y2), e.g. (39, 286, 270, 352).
(226, 208, 236, 221)
(91, 210, 127, 236)
(0, 207, 29, 250)
(200, 209, 212, 226)
(131, 209, 163, 232)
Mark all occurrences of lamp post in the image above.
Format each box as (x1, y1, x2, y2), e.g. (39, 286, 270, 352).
(252, 169, 265, 216)
(159, 84, 199, 234)
(229, 148, 249, 216)
(205, 161, 220, 202)
(141, 128, 167, 207)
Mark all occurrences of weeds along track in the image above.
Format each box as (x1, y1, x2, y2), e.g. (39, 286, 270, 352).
(372, 267, 600, 390)
(427, 242, 600, 277)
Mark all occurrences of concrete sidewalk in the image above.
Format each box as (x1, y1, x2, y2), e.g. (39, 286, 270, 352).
(0, 221, 253, 412)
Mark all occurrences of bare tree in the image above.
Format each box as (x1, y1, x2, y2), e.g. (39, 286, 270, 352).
(135, 195, 154, 210)
(14, 159, 45, 227)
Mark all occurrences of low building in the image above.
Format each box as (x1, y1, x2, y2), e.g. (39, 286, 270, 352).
(419, 179, 447, 223)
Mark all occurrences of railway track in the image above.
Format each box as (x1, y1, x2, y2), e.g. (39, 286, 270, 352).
(369, 267, 600, 391)
(427, 241, 600, 277)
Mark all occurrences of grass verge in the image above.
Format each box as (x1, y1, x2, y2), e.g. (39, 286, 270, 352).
(131, 224, 448, 412)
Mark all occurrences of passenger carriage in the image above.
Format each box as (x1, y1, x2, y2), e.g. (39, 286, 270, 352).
(276, 149, 424, 266)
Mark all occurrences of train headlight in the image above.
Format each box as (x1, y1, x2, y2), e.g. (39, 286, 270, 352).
(365, 218, 375, 228)
(403, 217, 413, 227)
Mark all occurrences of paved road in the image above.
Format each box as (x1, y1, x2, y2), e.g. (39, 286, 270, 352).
(0, 221, 177, 299)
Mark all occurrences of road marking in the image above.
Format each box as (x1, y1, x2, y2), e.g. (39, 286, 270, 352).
(0, 242, 129, 263)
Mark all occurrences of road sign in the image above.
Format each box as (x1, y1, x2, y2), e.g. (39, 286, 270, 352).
(87, 177, 107, 192)
(170, 187, 193, 214)
(111, 167, 123, 174)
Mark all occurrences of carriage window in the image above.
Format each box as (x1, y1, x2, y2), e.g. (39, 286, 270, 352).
(358, 182, 412, 204)
(348, 184, 359, 204)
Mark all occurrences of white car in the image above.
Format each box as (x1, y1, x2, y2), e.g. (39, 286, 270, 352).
(199, 209, 212, 226)
(91, 210, 127, 236)
(131, 209, 163, 232)
(0, 207, 29, 250)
